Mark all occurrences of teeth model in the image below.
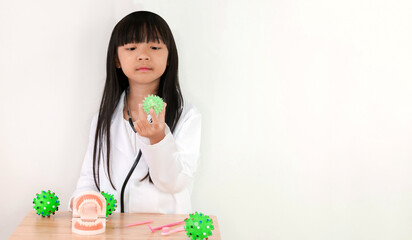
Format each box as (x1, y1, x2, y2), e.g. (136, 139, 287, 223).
(72, 191, 107, 235)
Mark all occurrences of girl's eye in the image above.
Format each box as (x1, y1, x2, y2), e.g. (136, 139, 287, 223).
(151, 46, 160, 50)
(127, 47, 136, 51)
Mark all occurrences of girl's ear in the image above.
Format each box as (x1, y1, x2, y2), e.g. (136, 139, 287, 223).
(115, 56, 121, 68)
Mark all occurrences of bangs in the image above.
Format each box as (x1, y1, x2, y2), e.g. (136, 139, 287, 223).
(114, 17, 169, 47)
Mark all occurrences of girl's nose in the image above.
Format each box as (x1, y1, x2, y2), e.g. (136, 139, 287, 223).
(138, 56, 150, 61)
(138, 52, 150, 61)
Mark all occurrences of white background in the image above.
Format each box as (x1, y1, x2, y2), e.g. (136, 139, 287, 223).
(1, 0, 412, 239)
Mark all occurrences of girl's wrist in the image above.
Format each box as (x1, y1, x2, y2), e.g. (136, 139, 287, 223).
(149, 132, 166, 145)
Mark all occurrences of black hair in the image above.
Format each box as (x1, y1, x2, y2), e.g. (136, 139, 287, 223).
(93, 11, 183, 191)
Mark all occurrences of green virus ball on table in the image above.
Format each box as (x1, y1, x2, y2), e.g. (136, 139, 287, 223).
(32, 190, 60, 217)
(184, 212, 215, 240)
(100, 191, 117, 217)
(142, 95, 164, 115)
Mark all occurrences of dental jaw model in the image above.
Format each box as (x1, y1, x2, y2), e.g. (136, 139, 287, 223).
(72, 191, 107, 235)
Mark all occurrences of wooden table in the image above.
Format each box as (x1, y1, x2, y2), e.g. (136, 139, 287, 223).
(10, 211, 221, 239)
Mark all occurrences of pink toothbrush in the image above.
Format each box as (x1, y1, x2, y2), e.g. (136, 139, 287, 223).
(125, 220, 153, 227)
(148, 220, 185, 232)
(161, 226, 185, 235)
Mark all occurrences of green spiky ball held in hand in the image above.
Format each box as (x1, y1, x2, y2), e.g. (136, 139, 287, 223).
(184, 212, 215, 240)
(101, 191, 117, 217)
(142, 94, 164, 115)
(32, 190, 60, 217)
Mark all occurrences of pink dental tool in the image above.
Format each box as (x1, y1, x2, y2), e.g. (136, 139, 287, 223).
(148, 220, 185, 233)
(161, 226, 185, 236)
(125, 220, 153, 227)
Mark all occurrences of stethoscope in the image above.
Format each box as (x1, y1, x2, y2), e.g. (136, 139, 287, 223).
(120, 87, 142, 213)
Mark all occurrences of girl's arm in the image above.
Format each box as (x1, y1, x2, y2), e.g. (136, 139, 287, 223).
(137, 105, 201, 194)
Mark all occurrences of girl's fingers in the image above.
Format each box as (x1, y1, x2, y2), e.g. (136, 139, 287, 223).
(158, 103, 167, 123)
(150, 108, 159, 127)
(134, 121, 143, 134)
(137, 104, 146, 121)
(135, 102, 166, 139)
(138, 104, 151, 128)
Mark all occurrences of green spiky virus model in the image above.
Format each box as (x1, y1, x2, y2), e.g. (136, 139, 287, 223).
(142, 94, 164, 115)
(184, 212, 215, 240)
(32, 190, 60, 217)
(100, 191, 117, 217)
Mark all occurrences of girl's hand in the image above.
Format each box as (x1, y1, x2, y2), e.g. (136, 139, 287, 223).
(135, 103, 167, 145)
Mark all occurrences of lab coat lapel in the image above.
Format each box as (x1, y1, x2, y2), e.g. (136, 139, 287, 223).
(111, 91, 135, 159)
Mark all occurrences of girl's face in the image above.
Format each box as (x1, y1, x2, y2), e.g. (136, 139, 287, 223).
(116, 40, 168, 86)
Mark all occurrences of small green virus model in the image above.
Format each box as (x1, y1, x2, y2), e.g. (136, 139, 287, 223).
(100, 191, 117, 217)
(142, 94, 164, 115)
(184, 212, 214, 240)
(32, 190, 60, 217)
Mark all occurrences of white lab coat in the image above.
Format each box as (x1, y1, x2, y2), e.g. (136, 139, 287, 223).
(69, 91, 201, 214)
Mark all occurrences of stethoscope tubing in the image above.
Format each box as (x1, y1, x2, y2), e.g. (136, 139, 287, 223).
(120, 87, 142, 212)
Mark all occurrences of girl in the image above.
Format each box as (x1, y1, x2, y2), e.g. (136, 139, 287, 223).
(69, 11, 201, 214)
